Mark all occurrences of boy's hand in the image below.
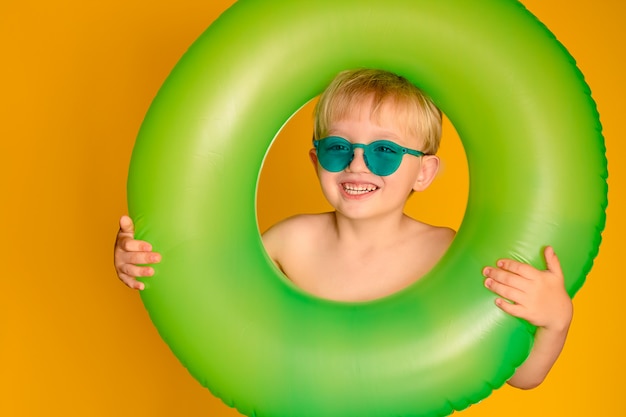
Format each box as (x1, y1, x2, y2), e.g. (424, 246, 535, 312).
(484, 247, 573, 389)
(113, 215, 161, 290)
(482, 246, 573, 332)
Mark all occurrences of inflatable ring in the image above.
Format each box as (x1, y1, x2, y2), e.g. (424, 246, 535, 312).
(128, 0, 607, 416)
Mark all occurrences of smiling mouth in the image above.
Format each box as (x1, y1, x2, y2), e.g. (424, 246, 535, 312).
(342, 183, 379, 195)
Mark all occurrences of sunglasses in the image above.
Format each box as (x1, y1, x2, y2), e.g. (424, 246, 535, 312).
(313, 136, 425, 176)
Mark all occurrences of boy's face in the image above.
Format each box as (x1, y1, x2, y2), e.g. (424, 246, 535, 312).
(309, 97, 439, 220)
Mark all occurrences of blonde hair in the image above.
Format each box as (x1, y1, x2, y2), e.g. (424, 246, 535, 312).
(314, 69, 442, 154)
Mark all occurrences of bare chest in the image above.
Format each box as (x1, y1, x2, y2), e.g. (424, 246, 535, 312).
(282, 244, 436, 302)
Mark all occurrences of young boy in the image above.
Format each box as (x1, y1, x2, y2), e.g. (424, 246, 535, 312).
(114, 69, 573, 390)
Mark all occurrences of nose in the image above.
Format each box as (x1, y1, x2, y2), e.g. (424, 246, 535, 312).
(346, 147, 370, 173)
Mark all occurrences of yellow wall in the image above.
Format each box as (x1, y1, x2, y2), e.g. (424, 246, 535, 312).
(1, 1, 624, 415)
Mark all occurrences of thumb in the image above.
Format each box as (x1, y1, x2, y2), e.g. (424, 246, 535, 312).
(119, 215, 135, 235)
(544, 246, 563, 276)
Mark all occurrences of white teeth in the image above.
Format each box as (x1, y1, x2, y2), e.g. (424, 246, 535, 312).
(343, 183, 378, 195)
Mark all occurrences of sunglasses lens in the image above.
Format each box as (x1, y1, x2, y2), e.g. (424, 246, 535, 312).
(316, 137, 353, 172)
(365, 141, 403, 176)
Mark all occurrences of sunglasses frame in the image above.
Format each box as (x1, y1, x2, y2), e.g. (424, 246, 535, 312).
(313, 136, 425, 176)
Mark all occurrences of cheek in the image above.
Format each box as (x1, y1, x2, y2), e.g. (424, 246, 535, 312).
(317, 170, 336, 193)
(396, 160, 421, 180)
(389, 165, 421, 191)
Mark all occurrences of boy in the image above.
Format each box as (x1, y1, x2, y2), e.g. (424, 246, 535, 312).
(114, 69, 573, 390)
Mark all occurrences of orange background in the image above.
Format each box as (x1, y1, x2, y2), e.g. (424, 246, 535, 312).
(1, 1, 624, 416)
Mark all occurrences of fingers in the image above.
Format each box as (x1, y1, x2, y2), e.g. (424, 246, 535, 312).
(493, 297, 524, 318)
(490, 258, 535, 279)
(120, 263, 156, 279)
(544, 246, 563, 277)
(117, 271, 148, 291)
(115, 262, 155, 291)
(114, 249, 161, 289)
(120, 238, 153, 253)
(120, 250, 161, 266)
(482, 256, 539, 314)
(482, 246, 569, 327)
(116, 215, 156, 253)
(114, 214, 160, 291)
(483, 269, 525, 303)
(492, 247, 562, 279)
(483, 270, 530, 322)
(119, 215, 135, 234)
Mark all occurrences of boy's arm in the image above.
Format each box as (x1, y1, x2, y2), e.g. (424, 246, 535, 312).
(483, 246, 573, 389)
(114, 215, 161, 290)
(506, 322, 570, 389)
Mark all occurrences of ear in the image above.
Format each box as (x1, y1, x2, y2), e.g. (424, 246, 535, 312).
(412, 155, 440, 192)
(309, 148, 320, 176)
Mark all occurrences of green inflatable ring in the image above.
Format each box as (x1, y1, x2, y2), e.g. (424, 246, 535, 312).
(128, 0, 607, 416)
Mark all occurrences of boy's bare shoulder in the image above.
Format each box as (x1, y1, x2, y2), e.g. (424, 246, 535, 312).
(421, 222, 456, 240)
(262, 213, 334, 247)
(265, 212, 332, 232)
(408, 219, 456, 254)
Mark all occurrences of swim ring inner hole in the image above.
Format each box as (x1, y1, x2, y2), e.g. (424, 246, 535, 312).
(255, 99, 469, 301)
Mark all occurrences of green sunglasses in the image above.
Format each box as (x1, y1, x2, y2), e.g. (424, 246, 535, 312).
(313, 136, 425, 176)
